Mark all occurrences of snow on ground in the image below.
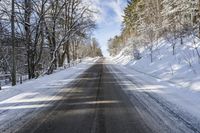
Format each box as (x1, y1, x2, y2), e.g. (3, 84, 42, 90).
(108, 36, 200, 132)
(107, 63, 200, 132)
(0, 57, 99, 133)
(112, 36, 200, 91)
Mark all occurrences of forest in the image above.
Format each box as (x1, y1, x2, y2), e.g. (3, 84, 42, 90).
(0, 0, 102, 86)
(108, 0, 200, 62)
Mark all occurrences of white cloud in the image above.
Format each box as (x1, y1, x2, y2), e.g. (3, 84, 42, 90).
(85, 0, 126, 25)
(107, 0, 125, 22)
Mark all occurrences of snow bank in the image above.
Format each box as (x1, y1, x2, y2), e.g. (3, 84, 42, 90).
(107, 63, 200, 132)
(112, 36, 200, 92)
(0, 57, 99, 133)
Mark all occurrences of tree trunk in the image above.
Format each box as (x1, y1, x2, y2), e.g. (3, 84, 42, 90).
(52, 24, 57, 69)
(25, 0, 35, 79)
(195, 47, 200, 63)
(11, 0, 16, 86)
(57, 52, 63, 67)
(72, 41, 75, 61)
(173, 44, 176, 55)
(60, 40, 70, 66)
(66, 43, 70, 64)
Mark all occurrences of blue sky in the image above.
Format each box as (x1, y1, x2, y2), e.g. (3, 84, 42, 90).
(92, 0, 128, 56)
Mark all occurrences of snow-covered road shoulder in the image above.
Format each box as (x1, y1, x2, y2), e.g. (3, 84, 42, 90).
(0, 57, 99, 133)
(106, 59, 200, 133)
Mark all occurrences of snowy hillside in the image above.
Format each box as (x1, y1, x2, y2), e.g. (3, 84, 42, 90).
(112, 36, 200, 92)
(107, 37, 200, 131)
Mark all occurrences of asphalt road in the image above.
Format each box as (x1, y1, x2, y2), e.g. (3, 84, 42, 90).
(16, 60, 152, 133)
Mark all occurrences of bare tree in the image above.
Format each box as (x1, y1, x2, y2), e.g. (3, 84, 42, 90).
(0, 0, 99, 85)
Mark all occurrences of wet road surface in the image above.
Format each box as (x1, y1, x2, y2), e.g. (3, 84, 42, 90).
(16, 60, 152, 133)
